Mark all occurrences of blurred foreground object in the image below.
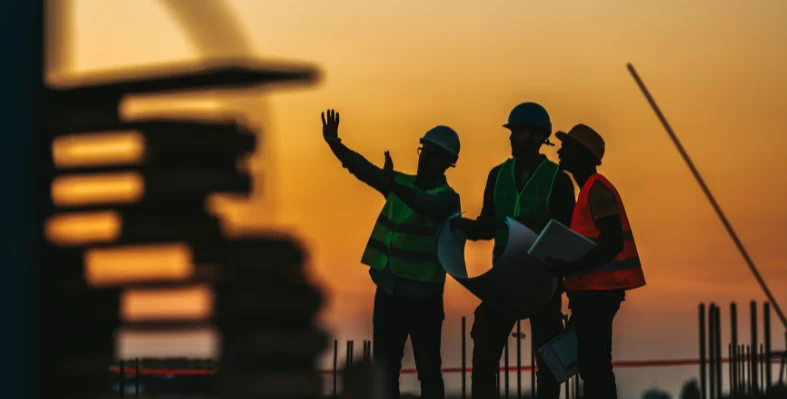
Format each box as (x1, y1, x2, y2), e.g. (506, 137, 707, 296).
(41, 56, 327, 398)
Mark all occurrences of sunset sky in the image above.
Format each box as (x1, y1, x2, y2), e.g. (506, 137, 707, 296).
(55, 1, 787, 396)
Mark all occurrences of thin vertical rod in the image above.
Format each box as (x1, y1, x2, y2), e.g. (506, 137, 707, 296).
(120, 360, 125, 398)
(516, 320, 522, 399)
(751, 301, 759, 394)
(709, 306, 716, 399)
(462, 316, 467, 399)
(504, 336, 510, 399)
(739, 344, 745, 396)
(764, 302, 772, 390)
(760, 343, 765, 394)
(135, 358, 140, 398)
(731, 303, 738, 397)
(531, 333, 536, 398)
(700, 304, 707, 399)
(346, 340, 351, 371)
(728, 344, 733, 398)
(333, 340, 338, 397)
(746, 345, 752, 396)
(714, 306, 722, 398)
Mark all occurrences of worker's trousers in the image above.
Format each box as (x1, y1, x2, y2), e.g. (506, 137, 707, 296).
(471, 289, 563, 399)
(569, 290, 623, 399)
(372, 288, 445, 399)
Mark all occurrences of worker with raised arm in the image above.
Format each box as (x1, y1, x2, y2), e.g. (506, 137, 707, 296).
(451, 102, 575, 399)
(321, 109, 462, 399)
(546, 124, 646, 399)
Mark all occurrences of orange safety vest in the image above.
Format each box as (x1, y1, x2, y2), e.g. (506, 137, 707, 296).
(564, 173, 646, 291)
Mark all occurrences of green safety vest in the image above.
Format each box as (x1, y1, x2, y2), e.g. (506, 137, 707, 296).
(492, 157, 560, 264)
(360, 173, 455, 283)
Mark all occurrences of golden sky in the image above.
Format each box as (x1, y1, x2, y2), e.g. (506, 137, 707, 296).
(57, 0, 787, 395)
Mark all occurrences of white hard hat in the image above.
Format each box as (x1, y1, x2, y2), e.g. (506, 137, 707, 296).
(420, 125, 460, 159)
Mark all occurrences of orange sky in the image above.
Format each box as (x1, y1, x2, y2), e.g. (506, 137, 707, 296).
(53, 0, 787, 396)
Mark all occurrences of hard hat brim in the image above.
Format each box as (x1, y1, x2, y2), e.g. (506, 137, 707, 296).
(420, 138, 459, 158)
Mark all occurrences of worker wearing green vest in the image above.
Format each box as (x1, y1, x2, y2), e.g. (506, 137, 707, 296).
(451, 103, 576, 399)
(321, 109, 461, 399)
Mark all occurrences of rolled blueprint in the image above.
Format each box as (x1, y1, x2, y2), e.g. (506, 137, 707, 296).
(437, 214, 558, 320)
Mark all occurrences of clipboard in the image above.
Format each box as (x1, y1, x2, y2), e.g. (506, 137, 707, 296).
(536, 325, 578, 384)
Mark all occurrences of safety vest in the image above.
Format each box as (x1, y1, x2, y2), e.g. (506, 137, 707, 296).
(360, 173, 455, 283)
(492, 157, 560, 264)
(564, 174, 646, 291)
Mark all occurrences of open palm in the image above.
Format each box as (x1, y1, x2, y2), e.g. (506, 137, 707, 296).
(321, 109, 340, 142)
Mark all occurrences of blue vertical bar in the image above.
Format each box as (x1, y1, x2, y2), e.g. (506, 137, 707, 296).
(0, 1, 45, 399)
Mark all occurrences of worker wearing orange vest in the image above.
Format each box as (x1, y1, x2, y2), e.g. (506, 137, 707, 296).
(546, 124, 646, 399)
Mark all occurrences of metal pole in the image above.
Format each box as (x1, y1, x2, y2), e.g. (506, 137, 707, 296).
(627, 63, 787, 330)
(746, 345, 752, 396)
(714, 306, 722, 398)
(462, 316, 467, 399)
(760, 343, 765, 394)
(739, 344, 744, 396)
(728, 344, 733, 399)
(751, 300, 759, 394)
(333, 340, 338, 397)
(120, 360, 125, 398)
(135, 357, 140, 398)
(504, 336, 509, 399)
(730, 302, 738, 398)
(346, 340, 351, 372)
(780, 332, 786, 385)
(764, 302, 772, 390)
(700, 303, 707, 399)
(709, 306, 716, 399)
(531, 333, 536, 398)
(516, 320, 521, 399)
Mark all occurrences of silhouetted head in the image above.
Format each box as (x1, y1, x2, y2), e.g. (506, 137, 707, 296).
(556, 124, 605, 174)
(503, 102, 553, 158)
(417, 126, 460, 178)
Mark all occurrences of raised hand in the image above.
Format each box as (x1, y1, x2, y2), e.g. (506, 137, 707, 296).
(321, 109, 340, 143)
(383, 151, 394, 188)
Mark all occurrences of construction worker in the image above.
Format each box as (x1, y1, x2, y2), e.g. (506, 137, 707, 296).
(321, 109, 461, 399)
(451, 102, 575, 399)
(546, 124, 646, 399)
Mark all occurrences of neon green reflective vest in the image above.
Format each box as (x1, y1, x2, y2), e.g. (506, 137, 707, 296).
(360, 173, 455, 283)
(492, 157, 560, 264)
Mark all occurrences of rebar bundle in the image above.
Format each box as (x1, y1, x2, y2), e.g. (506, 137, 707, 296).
(41, 61, 323, 398)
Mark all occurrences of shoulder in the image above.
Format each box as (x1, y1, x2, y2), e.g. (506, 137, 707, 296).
(486, 163, 506, 184)
(588, 179, 615, 200)
(587, 180, 619, 219)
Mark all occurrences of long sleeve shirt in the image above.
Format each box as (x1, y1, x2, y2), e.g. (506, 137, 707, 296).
(328, 140, 460, 298)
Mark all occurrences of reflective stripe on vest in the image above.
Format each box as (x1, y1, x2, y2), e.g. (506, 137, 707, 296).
(564, 174, 646, 291)
(492, 157, 559, 264)
(360, 173, 454, 283)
